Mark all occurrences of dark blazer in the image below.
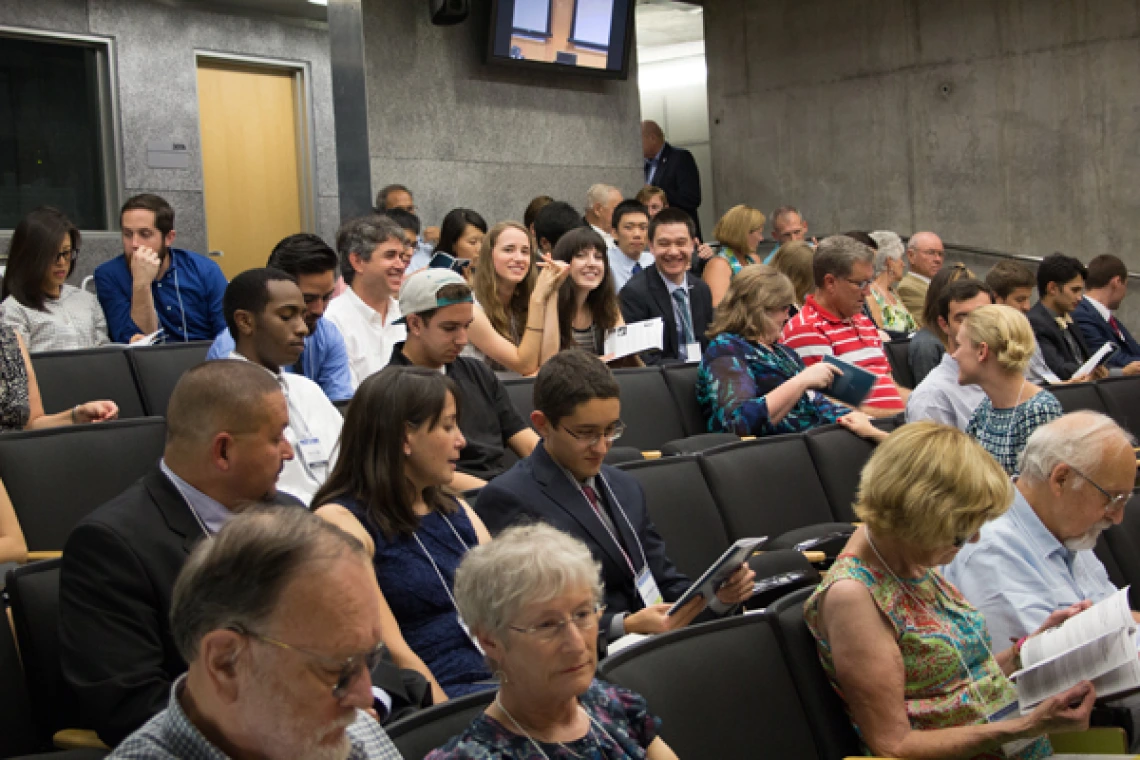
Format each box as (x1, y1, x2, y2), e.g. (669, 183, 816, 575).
(1073, 297, 1140, 368)
(59, 466, 424, 746)
(1028, 301, 1092, 381)
(650, 142, 702, 239)
(618, 266, 713, 366)
(475, 442, 691, 636)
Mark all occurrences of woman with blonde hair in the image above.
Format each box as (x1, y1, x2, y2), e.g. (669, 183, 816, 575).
(466, 221, 568, 375)
(702, 204, 767, 307)
(770, 240, 815, 311)
(954, 304, 1063, 475)
(805, 422, 1095, 760)
(697, 265, 884, 440)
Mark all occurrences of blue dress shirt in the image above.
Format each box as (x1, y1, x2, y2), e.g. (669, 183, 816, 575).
(944, 487, 1117, 646)
(94, 248, 228, 343)
(159, 459, 233, 536)
(206, 318, 353, 401)
(608, 245, 656, 292)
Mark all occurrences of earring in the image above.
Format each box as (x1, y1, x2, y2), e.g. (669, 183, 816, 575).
(493, 669, 509, 684)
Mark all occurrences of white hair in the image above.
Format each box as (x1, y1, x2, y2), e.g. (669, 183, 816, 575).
(1019, 411, 1135, 484)
(870, 230, 906, 275)
(586, 184, 619, 208)
(454, 523, 604, 639)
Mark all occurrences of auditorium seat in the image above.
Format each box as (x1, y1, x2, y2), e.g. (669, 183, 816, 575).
(598, 613, 827, 759)
(1096, 376, 1140, 440)
(660, 363, 706, 437)
(699, 436, 853, 553)
(1100, 493, 1140, 610)
(31, 347, 146, 420)
(884, 338, 915, 389)
(1046, 381, 1107, 415)
(612, 367, 686, 451)
(659, 432, 738, 456)
(127, 342, 212, 417)
(0, 418, 166, 551)
(803, 424, 879, 522)
(501, 377, 535, 429)
(385, 688, 494, 760)
(0, 599, 39, 757)
(619, 456, 732, 580)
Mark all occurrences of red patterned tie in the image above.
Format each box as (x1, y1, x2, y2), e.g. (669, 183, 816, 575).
(1110, 315, 1123, 340)
(582, 484, 602, 516)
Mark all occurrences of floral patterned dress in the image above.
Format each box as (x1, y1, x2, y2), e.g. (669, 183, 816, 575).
(0, 323, 31, 432)
(870, 285, 918, 334)
(804, 554, 1051, 760)
(425, 680, 660, 759)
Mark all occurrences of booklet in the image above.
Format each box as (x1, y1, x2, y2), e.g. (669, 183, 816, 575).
(1010, 587, 1140, 712)
(667, 537, 767, 616)
(124, 329, 165, 347)
(822, 355, 877, 407)
(604, 318, 664, 361)
(1074, 342, 1117, 379)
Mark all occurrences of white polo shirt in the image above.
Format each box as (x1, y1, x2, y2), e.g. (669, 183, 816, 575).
(324, 286, 406, 389)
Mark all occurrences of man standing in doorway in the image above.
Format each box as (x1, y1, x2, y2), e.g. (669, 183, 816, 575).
(641, 120, 702, 240)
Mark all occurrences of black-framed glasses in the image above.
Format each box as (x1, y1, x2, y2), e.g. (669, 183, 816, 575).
(234, 627, 386, 699)
(1068, 464, 1130, 516)
(509, 605, 606, 643)
(558, 420, 625, 448)
(56, 249, 79, 263)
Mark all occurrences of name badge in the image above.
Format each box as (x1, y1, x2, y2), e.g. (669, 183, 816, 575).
(636, 566, 664, 608)
(684, 342, 702, 363)
(296, 437, 329, 469)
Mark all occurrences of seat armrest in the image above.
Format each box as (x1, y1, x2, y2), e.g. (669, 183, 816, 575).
(54, 729, 109, 750)
(25, 551, 62, 562)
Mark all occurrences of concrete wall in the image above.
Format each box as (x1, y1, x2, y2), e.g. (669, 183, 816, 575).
(704, 0, 1140, 268)
(361, 0, 644, 231)
(0, 0, 338, 284)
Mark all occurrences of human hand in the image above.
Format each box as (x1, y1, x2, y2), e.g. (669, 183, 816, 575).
(76, 400, 119, 424)
(532, 252, 571, 300)
(130, 246, 162, 285)
(1092, 365, 1110, 380)
(1026, 681, 1095, 736)
(715, 563, 756, 605)
(1030, 600, 1092, 638)
(798, 361, 842, 390)
(695, 238, 715, 261)
(624, 598, 705, 635)
(1066, 371, 1093, 384)
(1122, 362, 1140, 377)
(838, 410, 878, 439)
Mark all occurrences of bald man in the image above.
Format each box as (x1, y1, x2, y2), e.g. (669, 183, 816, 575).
(897, 231, 945, 322)
(641, 120, 702, 239)
(584, 183, 623, 249)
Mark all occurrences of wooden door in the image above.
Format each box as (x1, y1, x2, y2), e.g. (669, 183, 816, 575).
(197, 61, 303, 279)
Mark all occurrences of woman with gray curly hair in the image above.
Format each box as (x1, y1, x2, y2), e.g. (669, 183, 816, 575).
(427, 523, 680, 759)
(866, 230, 917, 336)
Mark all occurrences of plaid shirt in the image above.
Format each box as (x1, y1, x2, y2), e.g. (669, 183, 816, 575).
(1, 285, 109, 352)
(109, 676, 404, 760)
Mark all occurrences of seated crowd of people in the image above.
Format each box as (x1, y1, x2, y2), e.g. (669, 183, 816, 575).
(4, 151, 1140, 759)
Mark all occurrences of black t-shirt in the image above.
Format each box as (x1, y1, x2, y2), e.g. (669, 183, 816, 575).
(389, 342, 528, 478)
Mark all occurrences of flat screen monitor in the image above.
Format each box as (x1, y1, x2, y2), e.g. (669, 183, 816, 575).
(488, 0, 635, 79)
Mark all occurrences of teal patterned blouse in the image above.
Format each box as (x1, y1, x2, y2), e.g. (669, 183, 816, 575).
(697, 332, 850, 436)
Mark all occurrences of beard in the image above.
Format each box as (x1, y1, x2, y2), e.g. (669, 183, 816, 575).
(1063, 520, 1113, 552)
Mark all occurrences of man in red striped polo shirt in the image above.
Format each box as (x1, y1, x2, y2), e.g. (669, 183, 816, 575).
(780, 235, 908, 416)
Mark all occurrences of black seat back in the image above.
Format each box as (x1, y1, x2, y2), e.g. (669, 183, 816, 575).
(619, 456, 730, 579)
(661, 363, 706, 436)
(127, 342, 212, 417)
(501, 377, 536, 429)
(0, 597, 39, 756)
(31, 347, 146, 419)
(699, 436, 837, 542)
(0, 418, 166, 551)
(613, 368, 686, 451)
(659, 432, 739, 456)
(803, 424, 878, 522)
(1047, 381, 1107, 415)
(883, 339, 915, 389)
(769, 587, 862, 760)
(385, 688, 495, 760)
(6, 559, 76, 745)
(1096, 377, 1140, 440)
(598, 613, 824, 759)
(1101, 493, 1140, 610)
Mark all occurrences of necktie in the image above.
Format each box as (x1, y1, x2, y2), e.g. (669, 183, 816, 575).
(1110, 315, 1123, 340)
(631, 262, 642, 276)
(672, 288, 695, 345)
(644, 158, 653, 182)
(582, 484, 602, 515)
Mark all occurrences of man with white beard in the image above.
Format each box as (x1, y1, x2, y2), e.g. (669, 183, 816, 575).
(945, 411, 1140, 646)
(108, 507, 403, 760)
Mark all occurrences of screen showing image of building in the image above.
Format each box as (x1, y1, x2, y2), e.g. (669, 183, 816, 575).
(496, 0, 627, 73)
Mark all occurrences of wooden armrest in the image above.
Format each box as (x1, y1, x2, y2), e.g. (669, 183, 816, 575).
(25, 551, 62, 562)
(1048, 726, 1128, 754)
(54, 729, 109, 750)
(801, 550, 826, 563)
(740, 435, 756, 441)
(641, 450, 662, 460)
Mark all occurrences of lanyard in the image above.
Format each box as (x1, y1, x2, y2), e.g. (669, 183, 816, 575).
(412, 513, 471, 619)
(568, 471, 648, 579)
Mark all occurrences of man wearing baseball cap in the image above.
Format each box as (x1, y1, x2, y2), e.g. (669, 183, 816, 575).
(389, 268, 539, 490)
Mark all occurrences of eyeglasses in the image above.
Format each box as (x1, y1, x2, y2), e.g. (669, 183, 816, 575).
(234, 627, 386, 699)
(844, 277, 872, 290)
(509, 605, 606, 642)
(56, 249, 79, 263)
(558, 421, 625, 448)
(1067, 464, 1130, 516)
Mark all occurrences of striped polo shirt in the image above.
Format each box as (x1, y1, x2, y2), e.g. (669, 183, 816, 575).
(780, 295, 904, 410)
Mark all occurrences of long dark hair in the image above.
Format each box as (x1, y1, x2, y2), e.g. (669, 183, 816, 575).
(2, 207, 80, 310)
(435, 208, 487, 257)
(312, 366, 461, 540)
(553, 227, 619, 351)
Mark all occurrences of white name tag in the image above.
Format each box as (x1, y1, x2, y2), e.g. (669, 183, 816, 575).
(636, 566, 664, 608)
(684, 342, 702, 363)
(296, 437, 329, 469)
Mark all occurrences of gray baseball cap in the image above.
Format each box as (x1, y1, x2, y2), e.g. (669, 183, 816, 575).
(395, 268, 473, 323)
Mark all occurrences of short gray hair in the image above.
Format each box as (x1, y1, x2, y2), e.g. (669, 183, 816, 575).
(813, 234, 874, 288)
(1019, 411, 1136, 485)
(335, 214, 405, 285)
(870, 230, 906, 275)
(170, 507, 367, 662)
(586, 184, 619, 208)
(454, 523, 603, 640)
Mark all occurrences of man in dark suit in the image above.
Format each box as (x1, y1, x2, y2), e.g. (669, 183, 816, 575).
(1074, 254, 1140, 375)
(642, 120, 702, 240)
(1027, 253, 1107, 382)
(618, 207, 713, 365)
(475, 350, 754, 643)
(59, 361, 426, 746)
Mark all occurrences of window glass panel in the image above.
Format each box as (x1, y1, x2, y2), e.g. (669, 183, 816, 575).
(572, 0, 614, 48)
(512, 0, 551, 35)
(0, 35, 109, 229)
